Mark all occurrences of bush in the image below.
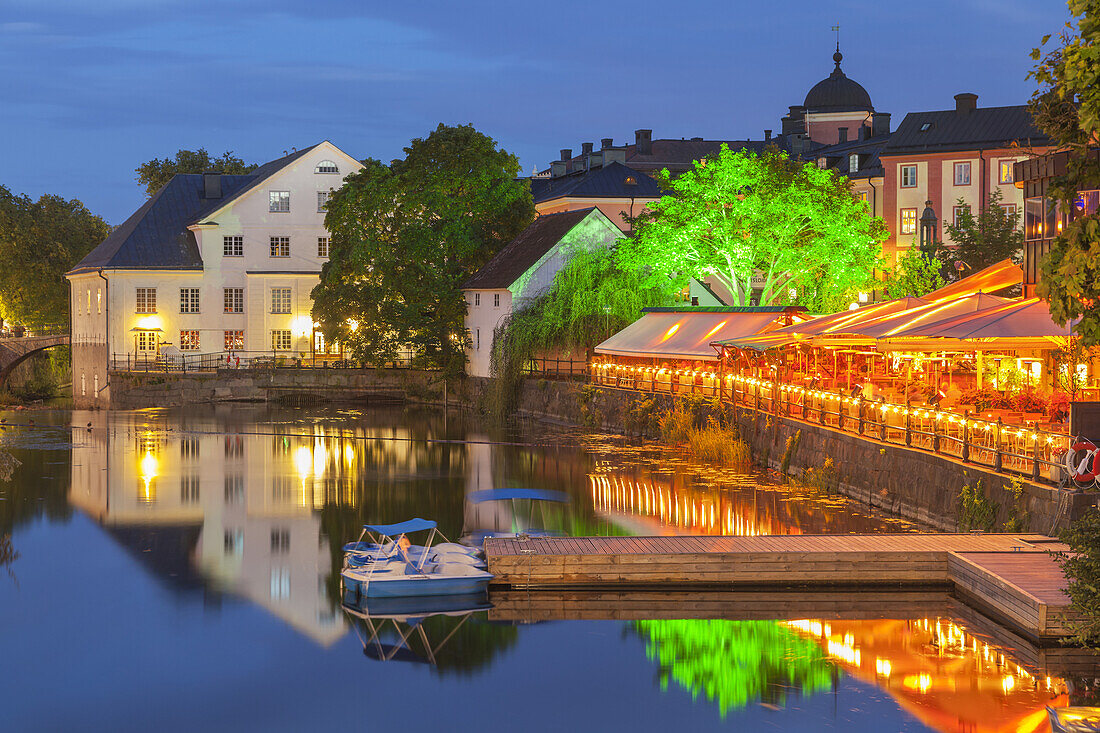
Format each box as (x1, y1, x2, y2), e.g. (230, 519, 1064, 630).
(659, 404, 695, 445)
(1001, 476, 1029, 533)
(798, 456, 839, 494)
(1056, 508, 1100, 648)
(957, 480, 996, 532)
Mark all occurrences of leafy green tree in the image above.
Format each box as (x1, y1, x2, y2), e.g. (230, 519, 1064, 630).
(882, 244, 946, 298)
(135, 148, 257, 196)
(312, 124, 534, 376)
(1057, 507, 1100, 648)
(1030, 1, 1100, 345)
(619, 146, 885, 311)
(0, 186, 110, 327)
(942, 188, 1024, 270)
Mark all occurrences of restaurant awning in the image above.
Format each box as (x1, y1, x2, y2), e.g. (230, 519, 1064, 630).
(595, 309, 791, 361)
(816, 292, 1010, 342)
(923, 258, 1022, 301)
(888, 296, 1075, 340)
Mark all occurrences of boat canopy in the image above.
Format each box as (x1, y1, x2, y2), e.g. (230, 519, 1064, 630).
(362, 518, 437, 535)
(468, 488, 570, 504)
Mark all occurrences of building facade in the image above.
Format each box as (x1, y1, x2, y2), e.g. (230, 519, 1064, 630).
(462, 208, 622, 377)
(67, 141, 362, 406)
(878, 94, 1048, 263)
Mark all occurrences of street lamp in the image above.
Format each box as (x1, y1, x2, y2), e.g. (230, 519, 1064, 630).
(919, 200, 938, 257)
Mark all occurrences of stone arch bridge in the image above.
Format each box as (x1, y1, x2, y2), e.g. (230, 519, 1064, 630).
(0, 332, 70, 389)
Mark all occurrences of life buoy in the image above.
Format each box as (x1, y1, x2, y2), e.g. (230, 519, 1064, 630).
(1065, 440, 1100, 483)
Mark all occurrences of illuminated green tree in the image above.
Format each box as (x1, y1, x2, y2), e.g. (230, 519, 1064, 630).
(635, 619, 836, 715)
(619, 146, 886, 311)
(1030, 1, 1100, 345)
(312, 124, 534, 375)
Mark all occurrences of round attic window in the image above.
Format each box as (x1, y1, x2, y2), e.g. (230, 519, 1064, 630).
(315, 160, 339, 174)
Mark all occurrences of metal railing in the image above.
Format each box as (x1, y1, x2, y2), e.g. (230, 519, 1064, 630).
(590, 362, 1077, 488)
(522, 357, 588, 380)
(109, 349, 426, 373)
(0, 325, 69, 339)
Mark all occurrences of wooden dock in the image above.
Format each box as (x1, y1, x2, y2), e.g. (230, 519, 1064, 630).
(484, 533, 1075, 639)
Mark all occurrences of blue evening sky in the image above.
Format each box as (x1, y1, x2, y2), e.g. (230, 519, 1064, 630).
(0, 0, 1069, 224)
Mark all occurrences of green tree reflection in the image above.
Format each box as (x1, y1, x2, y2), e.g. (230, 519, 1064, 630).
(634, 619, 836, 715)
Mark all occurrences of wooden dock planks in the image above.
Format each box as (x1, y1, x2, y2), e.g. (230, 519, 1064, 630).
(484, 533, 1072, 638)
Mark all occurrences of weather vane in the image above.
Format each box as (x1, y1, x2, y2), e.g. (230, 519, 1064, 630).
(832, 24, 840, 49)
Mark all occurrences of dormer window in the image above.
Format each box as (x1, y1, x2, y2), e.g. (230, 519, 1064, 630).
(624, 176, 637, 185)
(849, 153, 859, 173)
(315, 160, 339, 174)
(919, 122, 933, 132)
(817, 158, 828, 169)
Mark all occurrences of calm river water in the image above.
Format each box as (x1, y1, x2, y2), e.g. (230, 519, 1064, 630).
(0, 405, 1089, 732)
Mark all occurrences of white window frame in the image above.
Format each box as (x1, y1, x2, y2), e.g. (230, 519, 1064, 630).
(136, 331, 157, 352)
(270, 236, 290, 258)
(493, 293, 500, 308)
(954, 161, 972, 186)
(317, 191, 332, 212)
(223, 235, 243, 257)
(900, 165, 917, 188)
(223, 288, 244, 314)
(224, 330, 244, 351)
(900, 208, 918, 235)
(271, 288, 292, 314)
(179, 330, 200, 351)
(271, 329, 292, 351)
(135, 287, 157, 314)
(999, 160, 1015, 184)
(179, 287, 200, 314)
(269, 190, 290, 212)
(474, 293, 480, 307)
(849, 153, 859, 173)
(314, 160, 339, 174)
(317, 237, 330, 258)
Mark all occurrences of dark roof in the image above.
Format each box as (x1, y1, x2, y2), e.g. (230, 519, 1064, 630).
(530, 162, 666, 204)
(883, 105, 1048, 155)
(462, 208, 597, 290)
(807, 136, 890, 179)
(189, 143, 321, 224)
(69, 174, 255, 273)
(69, 144, 324, 274)
(620, 139, 785, 173)
(803, 50, 873, 113)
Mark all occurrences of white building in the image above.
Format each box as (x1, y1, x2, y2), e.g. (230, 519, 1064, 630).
(66, 141, 362, 406)
(461, 207, 622, 378)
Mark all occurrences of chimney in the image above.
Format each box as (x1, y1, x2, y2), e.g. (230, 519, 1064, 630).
(955, 93, 978, 116)
(601, 137, 613, 149)
(560, 148, 572, 162)
(202, 173, 221, 199)
(871, 112, 891, 138)
(635, 129, 653, 156)
(581, 142, 593, 155)
(764, 129, 772, 142)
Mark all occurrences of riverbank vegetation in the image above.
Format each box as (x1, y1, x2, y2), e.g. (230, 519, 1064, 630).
(658, 397, 751, 466)
(1057, 508, 1100, 648)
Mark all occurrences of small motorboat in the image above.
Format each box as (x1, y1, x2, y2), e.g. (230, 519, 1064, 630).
(341, 519, 493, 600)
(342, 592, 492, 666)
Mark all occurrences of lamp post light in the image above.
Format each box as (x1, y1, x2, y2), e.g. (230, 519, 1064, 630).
(919, 200, 938, 258)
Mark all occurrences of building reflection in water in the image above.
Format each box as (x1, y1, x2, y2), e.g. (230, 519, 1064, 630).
(63, 406, 1090, 728)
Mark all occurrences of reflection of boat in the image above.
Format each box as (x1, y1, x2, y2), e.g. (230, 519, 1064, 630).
(462, 488, 570, 545)
(1049, 707, 1100, 732)
(342, 593, 491, 666)
(340, 519, 493, 600)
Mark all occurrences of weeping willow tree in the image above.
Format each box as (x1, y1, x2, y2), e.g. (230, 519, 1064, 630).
(488, 245, 678, 416)
(634, 619, 836, 716)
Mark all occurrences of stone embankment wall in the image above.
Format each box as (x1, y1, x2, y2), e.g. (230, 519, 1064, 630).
(107, 370, 1093, 533)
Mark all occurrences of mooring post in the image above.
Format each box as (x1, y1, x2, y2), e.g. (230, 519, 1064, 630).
(905, 397, 912, 447)
(879, 398, 887, 442)
(857, 398, 864, 436)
